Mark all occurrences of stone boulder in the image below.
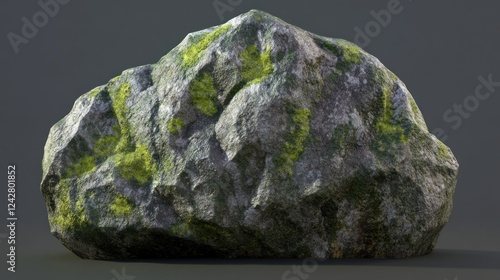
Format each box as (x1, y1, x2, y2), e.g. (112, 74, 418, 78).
(41, 10, 458, 259)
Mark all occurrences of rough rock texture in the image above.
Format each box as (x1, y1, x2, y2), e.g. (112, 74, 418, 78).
(41, 10, 458, 259)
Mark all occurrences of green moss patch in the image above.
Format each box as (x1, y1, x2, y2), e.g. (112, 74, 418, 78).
(63, 83, 132, 179)
(112, 83, 132, 125)
(64, 155, 96, 178)
(276, 108, 311, 176)
(318, 39, 361, 75)
(437, 141, 449, 158)
(182, 24, 231, 68)
(377, 87, 407, 141)
(108, 82, 157, 182)
(240, 44, 274, 85)
(409, 96, 419, 115)
(116, 144, 155, 184)
(49, 179, 86, 230)
(94, 132, 120, 160)
(63, 128, 120, 179)
(372, 86, 409, 157)
(166, 117, 185, 135)
(339, 41, 361, 65)
(88, 87, 103, 98)
(189, 72, 219, 116)
(111, 83, 133, 152)
(64, 81, 159, 184)
(110, 195, 134, 216)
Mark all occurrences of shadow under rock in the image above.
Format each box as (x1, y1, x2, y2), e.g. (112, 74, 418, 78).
(109, 249, 500, 270)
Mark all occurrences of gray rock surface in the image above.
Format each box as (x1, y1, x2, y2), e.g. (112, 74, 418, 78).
(41, 10, 458, 259)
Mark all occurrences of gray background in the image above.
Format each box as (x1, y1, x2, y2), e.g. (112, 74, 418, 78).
(1, 0, 499, 279)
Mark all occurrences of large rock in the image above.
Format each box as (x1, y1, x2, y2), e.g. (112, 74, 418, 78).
(41, 10, 458, 259)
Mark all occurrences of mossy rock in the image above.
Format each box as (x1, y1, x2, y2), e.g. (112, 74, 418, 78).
(41, 10, 458, 260)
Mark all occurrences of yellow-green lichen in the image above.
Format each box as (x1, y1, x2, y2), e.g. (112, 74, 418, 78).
(63, 80, 159, 185)
(189, 73, 219, 116)
(372, 86, 408, 156)
(108, 82, 158, 182)
(63, 82, 132, 179)
(338, 41, 361, 65)
(166, 117, 185, 135)
(116, 144, 156, 184)
(110, 75, 120, 83)
(409, 96, 419, 115)
(437, 141, 449, 158)
(318, 39, 361, 74)
(110, 195, 133, 216)
(240, 44, 274, 85)
(378, 87, 408, 141)
(111, 83, 133, 152)
(88, 87, 102, 98)
(49, 179, 86, 230)
(94, 132, 120, 160)
(63, 128, 120, 179)
(182, 24, 231, 68)
(64, 155, 96, 178)
(276, 108, 311, 176)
